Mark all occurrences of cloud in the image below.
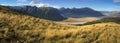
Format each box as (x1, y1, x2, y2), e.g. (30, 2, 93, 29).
(30, 0, 40, 4)
(29, 0, 47, 7)
(113, 0, 120, 2)
(17, 0, 27, 2)
(0, 4, 10, 6)
(46, 4, 61, 9)
(116, 6, 120, 8)
(15, 0, 61, 8)
(29, 0, 61, 9)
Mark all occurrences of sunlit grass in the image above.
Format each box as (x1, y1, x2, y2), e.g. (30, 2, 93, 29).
(1, 5, 120, 43)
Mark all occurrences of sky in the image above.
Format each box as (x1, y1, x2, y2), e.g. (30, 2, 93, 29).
(0, 0, 120, 11)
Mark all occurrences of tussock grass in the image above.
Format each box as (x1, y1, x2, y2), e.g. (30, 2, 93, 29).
(0, 5, 120, 43)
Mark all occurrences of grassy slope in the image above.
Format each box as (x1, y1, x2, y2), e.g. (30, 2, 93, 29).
(0, 5, 120, 43)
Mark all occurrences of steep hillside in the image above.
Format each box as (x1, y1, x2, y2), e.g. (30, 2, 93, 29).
(1, 5, 120, 43)
(0, 5, 76, 43)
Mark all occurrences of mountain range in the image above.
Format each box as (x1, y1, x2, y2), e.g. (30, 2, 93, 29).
(59, 7, 104, 18)
(9, 6, 67, 21)
(8, 6, 104, 21)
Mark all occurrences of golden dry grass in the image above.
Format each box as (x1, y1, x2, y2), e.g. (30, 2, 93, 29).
(1, 5, 120, 43)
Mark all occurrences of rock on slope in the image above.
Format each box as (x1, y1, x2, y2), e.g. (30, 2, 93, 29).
(0, 5, 120, 43)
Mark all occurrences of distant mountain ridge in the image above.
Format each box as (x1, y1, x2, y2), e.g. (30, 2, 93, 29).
(59, 7, 104, 18)
(9, 6, 67, 21)
(9, 6, 104, 21)
(107, 12, 120, 17)
(99, 11, 120, 16)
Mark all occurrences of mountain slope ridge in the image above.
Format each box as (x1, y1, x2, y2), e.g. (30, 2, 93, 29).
(9, 6, 104, 19)
(59, 7, 104, 18)
(9, 6, 67, 21)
